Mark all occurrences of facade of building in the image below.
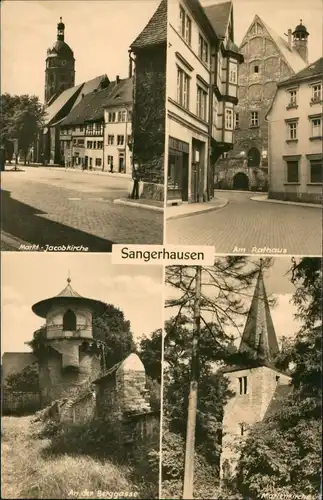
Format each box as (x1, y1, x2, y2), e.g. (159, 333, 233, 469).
(220, 261, 291, 480)
(45, 18, 75, 105)
(266, 56, 322, 204)
(103, 78, 133, 175)
(214, 17, 308, 191)
(130, 0, 167, 200)
(166, 0, 243, 205)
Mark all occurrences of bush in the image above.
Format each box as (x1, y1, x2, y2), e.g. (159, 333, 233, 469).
(37, 419, 63, 439)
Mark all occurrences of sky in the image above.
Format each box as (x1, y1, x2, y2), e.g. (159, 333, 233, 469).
(165, 256, 302, 348)
(1, 253, 164, 354)
(202, 0, 323, 62)
(2, 0, 322, 101)
(1, 0, 160, 101)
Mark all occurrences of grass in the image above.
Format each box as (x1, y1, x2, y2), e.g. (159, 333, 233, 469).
(1, 416, 141, 499)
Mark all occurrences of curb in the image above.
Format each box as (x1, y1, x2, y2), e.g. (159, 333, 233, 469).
(250, 196, 322, 209)
(48, 167, 131, 180)
(1, 231, 32, 251)
(166, 197, 229, 221)
(215, 189, 266, 195)
(113, 199, 164, 212)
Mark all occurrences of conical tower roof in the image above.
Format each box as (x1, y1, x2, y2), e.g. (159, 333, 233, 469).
(32, 277, 106, 319)
(238, 260, 279, 363)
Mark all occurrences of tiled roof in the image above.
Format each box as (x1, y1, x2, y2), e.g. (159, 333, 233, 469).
(263, 384, 292, 420)
(61, 77, 133, 125)
(204, 1, 232, 39)
(130, 0, 167, 50)
(56, 279, 83, 298)
(1, 352, 37, 381)
(103, 78, 133, 108)
(239, 265, 280, 364)
(44, 84, 83, 126)
(278, 56, 323, 86)
(44, 75, 108, 127)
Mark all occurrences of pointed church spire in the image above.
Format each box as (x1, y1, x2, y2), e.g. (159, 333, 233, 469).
(239, 260, 279, 363)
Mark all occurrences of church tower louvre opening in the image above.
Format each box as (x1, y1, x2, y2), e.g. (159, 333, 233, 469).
(44, 17, 75, 104)
(31, 276, 107, 407)
(220, 259, 291, 481)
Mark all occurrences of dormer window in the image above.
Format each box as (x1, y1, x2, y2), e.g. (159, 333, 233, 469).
(311, 84, 321, 102)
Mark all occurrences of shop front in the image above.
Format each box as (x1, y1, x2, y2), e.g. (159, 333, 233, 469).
(167, 137, 189, 205)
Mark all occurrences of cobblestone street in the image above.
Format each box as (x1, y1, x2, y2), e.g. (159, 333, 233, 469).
(1, 167, 163, 251)
(166, 191, 322, 255)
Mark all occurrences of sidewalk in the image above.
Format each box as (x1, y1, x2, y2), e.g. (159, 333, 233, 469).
(166, 196, 228, 220)
(113, 197, 164, 212)
(16, 163, 132, 180)
(250, 195, 322, 209)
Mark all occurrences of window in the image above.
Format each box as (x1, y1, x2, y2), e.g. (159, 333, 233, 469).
(250, 111, 259, 127)
(235, 112, 240, 129)
(311, 118, 322, 137)
(309, 159, 322, 183)
(311, 84, 321, 102)
(97, 141, 103, 149)
(117, 135, 124, 146)
(93, 141, 97, 149)
(87, 141, 93, 149)
(254, 65, 259, 73)
(95, 158, 102, 167)
(196, 86, 207, 120)
(107, 135, 114, 145)
(198, 34, 209, 64)
(117, 110, 126, 122)
(221, 152, 229, 159)
(177, 67, 190, 109)
(80, 126, 84, 132)
(288, 90, 297, 106)
(229, 64, 237, 84)
(87, 123, 94, 134)
(286, 160, 299, 183)
(107, 155, 114, 165)
(77, 139, 84, 146)
(179, 5, 191, 45)
(73, 139, 77, 145)
(287, 121, 298, 140)
(225, 109, 233, 129)
(108, 112, 116, 123)
(238, 376, 248, 395)
(276, 376, 280, 383)
(63, 310, 76, 331)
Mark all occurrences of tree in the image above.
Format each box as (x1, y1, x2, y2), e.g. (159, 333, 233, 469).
(5, 363, 39, 393)
(138, 329, 162, 383)
(234, 257, 322, 500)
(0, 93, 45, 164)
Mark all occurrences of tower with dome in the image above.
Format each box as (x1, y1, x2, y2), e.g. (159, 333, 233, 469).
(44, 17, 75, 104)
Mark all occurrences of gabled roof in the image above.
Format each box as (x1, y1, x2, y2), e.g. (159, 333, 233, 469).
(44, 75, 108, 127)
(1, 352, 36, 381)
(278, 56, 323, 87)
(130, 0, 167, 50)
(238, 261, 279, 364)
(204, 1, 232, 39)
(103, 78, 133, 108)
(61, 78, 132, 126)
(263, 384, 292, 420)
(241, 15, 307, 74)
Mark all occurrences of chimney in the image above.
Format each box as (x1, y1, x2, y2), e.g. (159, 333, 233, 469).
(116, 75, 120, 84)
(287, 29, 292, 49)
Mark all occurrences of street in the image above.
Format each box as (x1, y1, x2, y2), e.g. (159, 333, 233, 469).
(1, 167, 163, 251)
(166, 191, 322, 255)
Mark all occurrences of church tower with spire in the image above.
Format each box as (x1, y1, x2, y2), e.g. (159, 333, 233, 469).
(220, 260, 291, 478)
(292, 20, 309, 64)
(31, 276, 107, 407)
(44, 17, 75, 105)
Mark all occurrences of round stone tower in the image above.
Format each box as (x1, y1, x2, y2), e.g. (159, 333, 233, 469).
(44, 17, 75, 104)
(32, 277, 106, 407)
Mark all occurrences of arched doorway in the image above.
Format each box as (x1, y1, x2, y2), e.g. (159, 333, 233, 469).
(63, 309, 77, 331)
(233, 172, 249, 190)
(247, 147, 261, 167)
